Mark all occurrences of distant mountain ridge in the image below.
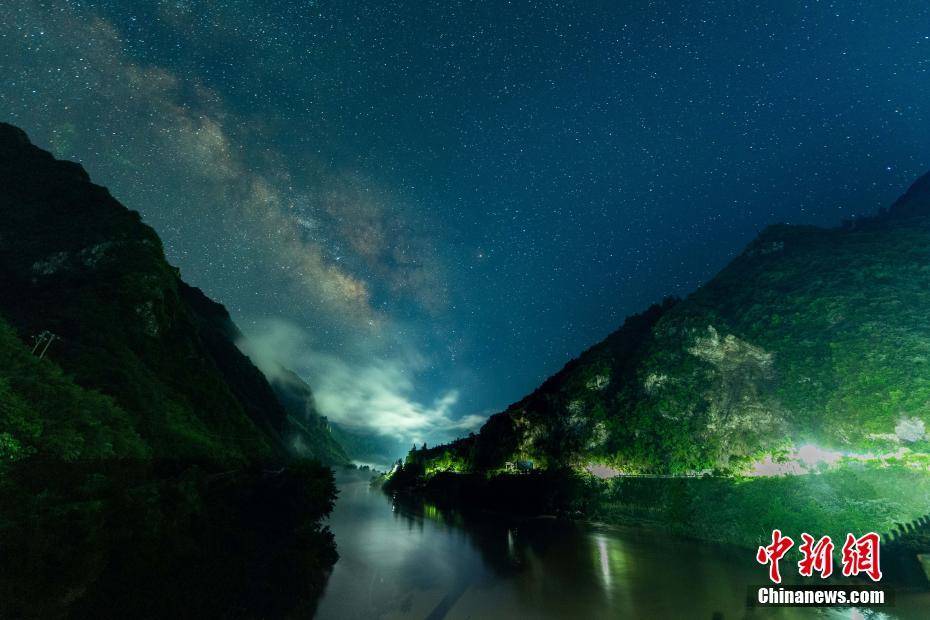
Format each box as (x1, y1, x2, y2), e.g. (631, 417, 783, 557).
(266, 364, 352, 465)
(887, 170, 930, 219)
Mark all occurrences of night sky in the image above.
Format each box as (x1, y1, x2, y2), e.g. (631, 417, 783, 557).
(4, 0, 930, 447)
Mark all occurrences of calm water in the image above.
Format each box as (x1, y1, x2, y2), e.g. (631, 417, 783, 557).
(315, 475, 930, 619)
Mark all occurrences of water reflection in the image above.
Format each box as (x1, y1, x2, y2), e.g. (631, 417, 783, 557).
(315, 476, 930, 619)
(595, 534, 612, 592)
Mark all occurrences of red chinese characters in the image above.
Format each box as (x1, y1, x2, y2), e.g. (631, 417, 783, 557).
(797, 533, 834, 578)
(756, 529, 794, 583)
(841, 532, 882, 582)
(757, 530, 882, 583)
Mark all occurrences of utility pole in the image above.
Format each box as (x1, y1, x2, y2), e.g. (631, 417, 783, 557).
(32, 331, 58, 360)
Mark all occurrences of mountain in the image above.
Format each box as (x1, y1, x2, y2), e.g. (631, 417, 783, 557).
(329, 423, 409, 469)
(410, 175, 930, 475)
(0, 121, 346, 466)
(390, 171, 930, 552)
(886, 170, 930, 219)
(267, 364, 351, 465)
(259, 361, 400, 468)
(0, 123, 340, 616)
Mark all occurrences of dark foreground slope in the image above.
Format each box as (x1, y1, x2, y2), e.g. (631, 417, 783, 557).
(0, 122, 346, 465)
(390, 172, 930, 554)
(0, 123, 339, 617)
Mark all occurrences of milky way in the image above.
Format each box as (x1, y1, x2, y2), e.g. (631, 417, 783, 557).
(4, 0, 930, 445)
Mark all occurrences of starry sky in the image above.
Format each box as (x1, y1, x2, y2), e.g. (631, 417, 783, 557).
(4, 0, 930, 448)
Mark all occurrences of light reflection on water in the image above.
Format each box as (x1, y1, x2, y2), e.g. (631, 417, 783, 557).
(595, 534, 612, 592)
(314, 476, 930, 619)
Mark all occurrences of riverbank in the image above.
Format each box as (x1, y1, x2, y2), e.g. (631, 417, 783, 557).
(326, 475, 930, 618)
(381, 462, 930, 586)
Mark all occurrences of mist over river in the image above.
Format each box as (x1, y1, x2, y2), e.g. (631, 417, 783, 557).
(314, 473, 930, 619)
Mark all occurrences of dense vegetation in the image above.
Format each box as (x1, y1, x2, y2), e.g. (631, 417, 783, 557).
(0, 123, 342, 617)
(386, 462, 930, 553)
(0, 122, 347, 465)
(388, 170, 930, 551)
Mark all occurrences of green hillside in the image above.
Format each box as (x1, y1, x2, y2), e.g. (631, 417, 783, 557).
(388, 171, 930, 551)
(0, 123, 342, 617)
(0, 315, 146, 465)
(0, 122, 347, 465)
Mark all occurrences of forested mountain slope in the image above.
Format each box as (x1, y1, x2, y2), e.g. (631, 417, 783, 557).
(409, 172, 930, 476)
(0, 121, 346, 465)
(0, 122, 342, 617)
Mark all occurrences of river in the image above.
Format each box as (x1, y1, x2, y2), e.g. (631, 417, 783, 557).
(315, 474, 930, 619)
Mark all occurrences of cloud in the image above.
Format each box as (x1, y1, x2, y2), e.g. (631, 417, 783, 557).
(3, 1, 472, 448)
(239, 319, 483, 444)
(233, 319, 307, 384)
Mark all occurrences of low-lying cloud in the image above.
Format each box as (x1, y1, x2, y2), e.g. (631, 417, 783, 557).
(239, 319, 484, 445)
(5, 1, 475, 450)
